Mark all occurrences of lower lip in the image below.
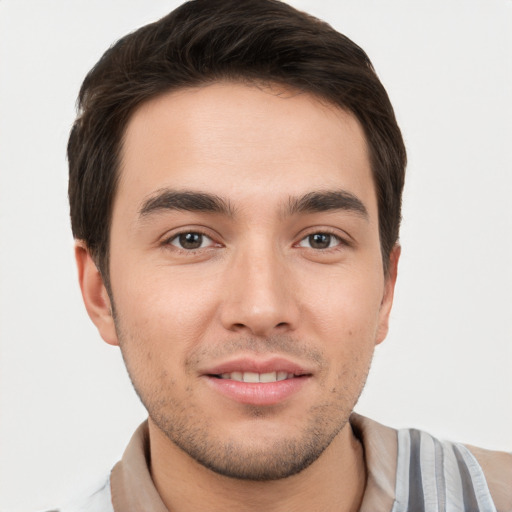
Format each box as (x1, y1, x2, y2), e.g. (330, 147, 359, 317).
(204, 376, 310, 406)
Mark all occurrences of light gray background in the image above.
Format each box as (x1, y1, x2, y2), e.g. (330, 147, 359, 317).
(1, 1, 511, 510)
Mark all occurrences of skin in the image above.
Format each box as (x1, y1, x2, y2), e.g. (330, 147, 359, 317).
(76, 82, 399, 512)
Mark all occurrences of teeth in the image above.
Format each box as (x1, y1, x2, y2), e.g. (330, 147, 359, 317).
(260, 371, 277, 383)
(243, 371, 260, 383)
(219, 371, 294, 382)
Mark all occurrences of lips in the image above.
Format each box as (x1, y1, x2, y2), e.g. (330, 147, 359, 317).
(202, 356, 312, 405)
(217, 371, 293, 382)
(203, 356, 310, 378)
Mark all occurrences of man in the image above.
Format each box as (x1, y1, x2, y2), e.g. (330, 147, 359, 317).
(60, 0, 511, 510)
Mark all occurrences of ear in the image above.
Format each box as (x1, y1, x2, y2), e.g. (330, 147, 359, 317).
(375, 244, 401, 345)
(75, 241, 119, 346)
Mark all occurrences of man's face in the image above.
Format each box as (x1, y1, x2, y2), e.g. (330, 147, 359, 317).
(83, 82, 398, 480)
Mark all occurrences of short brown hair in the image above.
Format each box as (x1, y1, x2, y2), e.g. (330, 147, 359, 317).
(68, 0, 406, 282)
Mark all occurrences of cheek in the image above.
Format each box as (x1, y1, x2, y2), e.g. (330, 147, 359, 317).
(111, 270, 229, 398)
(303, 266, 384, 341)
(113, 265, 221, 342)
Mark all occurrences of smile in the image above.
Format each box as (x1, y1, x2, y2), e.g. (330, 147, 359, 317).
(205, 366, 311, 405)
(215, 371, 296, 382)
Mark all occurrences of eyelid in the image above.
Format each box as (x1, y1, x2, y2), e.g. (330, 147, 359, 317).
(162, 227, 222, 251)
(294, 228, 352, 250)
(169, 232, 214, 249)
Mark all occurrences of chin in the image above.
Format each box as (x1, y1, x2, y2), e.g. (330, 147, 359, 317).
(151, 401, 350, 481)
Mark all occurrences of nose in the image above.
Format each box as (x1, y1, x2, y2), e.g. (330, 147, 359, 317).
(219, 243, 300, 337)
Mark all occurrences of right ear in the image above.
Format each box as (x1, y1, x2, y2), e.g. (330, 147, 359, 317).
(74, 241, 119, 346)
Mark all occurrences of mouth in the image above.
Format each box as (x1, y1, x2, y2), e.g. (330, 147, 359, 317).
(209, 371, 307, 383)
(202, 358, 313, 405)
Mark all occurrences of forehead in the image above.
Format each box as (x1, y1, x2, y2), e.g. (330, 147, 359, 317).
(117, 82, 376, 217)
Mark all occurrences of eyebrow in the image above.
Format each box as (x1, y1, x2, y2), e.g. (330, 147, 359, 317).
(139, 189, 235, 217)
(286, 190, 368, 219)
(138, 188, 368, 220)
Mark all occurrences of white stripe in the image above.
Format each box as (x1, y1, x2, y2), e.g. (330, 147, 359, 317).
(419, 430, 439, 510)
(391, 429, 411, 512)
(59, 474, 113, 512)
(433, 438, 447, 511)
(442, 441, 465, 512)
(456, 444, 497, 512)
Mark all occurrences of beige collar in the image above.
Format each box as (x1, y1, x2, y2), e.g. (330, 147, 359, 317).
(110, 413, 398, 512)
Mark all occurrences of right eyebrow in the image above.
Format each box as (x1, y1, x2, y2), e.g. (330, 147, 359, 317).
(286, 190, 368, 219)
(139, 189, 235, 218)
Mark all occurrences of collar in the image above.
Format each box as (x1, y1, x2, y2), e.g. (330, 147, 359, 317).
(110, 413, 398, 511)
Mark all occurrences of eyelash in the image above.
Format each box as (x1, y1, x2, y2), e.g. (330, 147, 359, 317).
(163, 230, 219, 253)
(163, 229, 349, 254)
(296, 230, 349, 251)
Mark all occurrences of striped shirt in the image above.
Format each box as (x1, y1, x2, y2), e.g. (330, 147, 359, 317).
(391, 428, 503, 512)
(55, 414, 512, 512)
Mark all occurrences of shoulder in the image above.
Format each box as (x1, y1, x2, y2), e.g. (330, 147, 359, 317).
(465, 443, 512, 512)
(351, 414, 511, 512)
(395, 427, 512, 512)
(42, 474, 113, 512)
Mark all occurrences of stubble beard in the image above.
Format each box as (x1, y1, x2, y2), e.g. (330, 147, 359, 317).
(147, 395, 354, 481)
(114, 312, 372, 481)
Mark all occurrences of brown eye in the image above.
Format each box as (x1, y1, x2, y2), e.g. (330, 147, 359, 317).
(170, 232, 210, 250)
(298, 233, 341, 250)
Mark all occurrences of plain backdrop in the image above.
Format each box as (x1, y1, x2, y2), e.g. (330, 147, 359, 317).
(0, 1, 511, 510)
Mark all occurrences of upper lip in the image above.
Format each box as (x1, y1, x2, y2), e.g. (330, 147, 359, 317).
(201, 356, 313, 376)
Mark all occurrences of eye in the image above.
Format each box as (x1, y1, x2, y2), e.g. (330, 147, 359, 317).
(298, 232, 342, 250)
(168, 232, 214, 250)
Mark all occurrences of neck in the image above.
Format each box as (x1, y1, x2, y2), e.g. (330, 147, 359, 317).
(148, 418, 366, 512)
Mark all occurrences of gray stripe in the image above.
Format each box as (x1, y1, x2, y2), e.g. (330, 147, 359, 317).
(433, 437, 446, 511)
(457, 444, 497, 511)
(453, 444, 480, 511)
(408, 429, 425, 512)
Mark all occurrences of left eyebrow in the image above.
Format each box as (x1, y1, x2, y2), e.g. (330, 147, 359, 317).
(286, 190, 368, 219)
(139, 189, 235, 218)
